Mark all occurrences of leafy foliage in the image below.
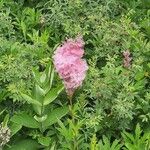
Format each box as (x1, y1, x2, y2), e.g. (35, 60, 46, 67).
(98, 136, 122, 150)
(122, 124, 150, 150)
(0, 0, 149, 149)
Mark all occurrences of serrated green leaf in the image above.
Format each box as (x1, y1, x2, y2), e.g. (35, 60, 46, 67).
(135, 123, 142, 141)
(122, 131, 134, 143)
(11, 113, 39, 128)
(111, 139, 122, 150)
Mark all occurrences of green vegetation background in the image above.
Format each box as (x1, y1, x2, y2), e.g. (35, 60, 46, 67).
(0, 0, 150, 149)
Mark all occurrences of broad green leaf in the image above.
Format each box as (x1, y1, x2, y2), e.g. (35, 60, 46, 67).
(44, 63, 55, 91)
(32, 105, 42, 115)
(43, 106, 69, 130)
(35, 84, 45, 96)
(40, 73, 46, 83)
(32, 68, 41, 85)
(5, 139, 39, 150)
(9, 122, 22, 136)
(21, 93, 42, 106)
(43, 85, 64, 106)
(44, 64, 55, 93)
(38, 136, 51, 147)
(33, 84, 45, 102)
(11, 113, 39, 128)
(46, 63, 52, 79)
(34, 115, 47, 122)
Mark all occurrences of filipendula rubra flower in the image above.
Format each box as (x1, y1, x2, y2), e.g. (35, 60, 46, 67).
(53, 36, 88, 97)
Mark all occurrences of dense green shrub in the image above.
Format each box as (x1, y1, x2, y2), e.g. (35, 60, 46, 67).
(0, 0, 149, 149)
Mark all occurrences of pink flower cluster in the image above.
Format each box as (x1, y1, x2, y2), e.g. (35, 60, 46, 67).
(53, 36, 88, 96)
(123, 50, 132, 68)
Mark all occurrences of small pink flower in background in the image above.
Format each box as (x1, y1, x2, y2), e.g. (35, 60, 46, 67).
(53, 36, 88, 97)
(123, 50, 132, 68)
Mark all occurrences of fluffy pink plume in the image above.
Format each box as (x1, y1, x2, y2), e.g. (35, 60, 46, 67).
(53, 36, 88, 96)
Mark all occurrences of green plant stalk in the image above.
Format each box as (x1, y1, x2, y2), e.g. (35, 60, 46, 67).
(40, 103, 44, 133)
(69, 96, 74, 121)
(68, 96, 78, 150)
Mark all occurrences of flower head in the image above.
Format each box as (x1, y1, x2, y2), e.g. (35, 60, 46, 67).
(0, 123, 11, 147)
(123, 50, 132, 68)
(53, 36, 88, 96)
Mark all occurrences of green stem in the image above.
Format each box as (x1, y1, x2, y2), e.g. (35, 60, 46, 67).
(68, 96, 78, 150)
(40, 103, 44, 133)
(69, 97, 73, 108)
(69, 96, 74, 121)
